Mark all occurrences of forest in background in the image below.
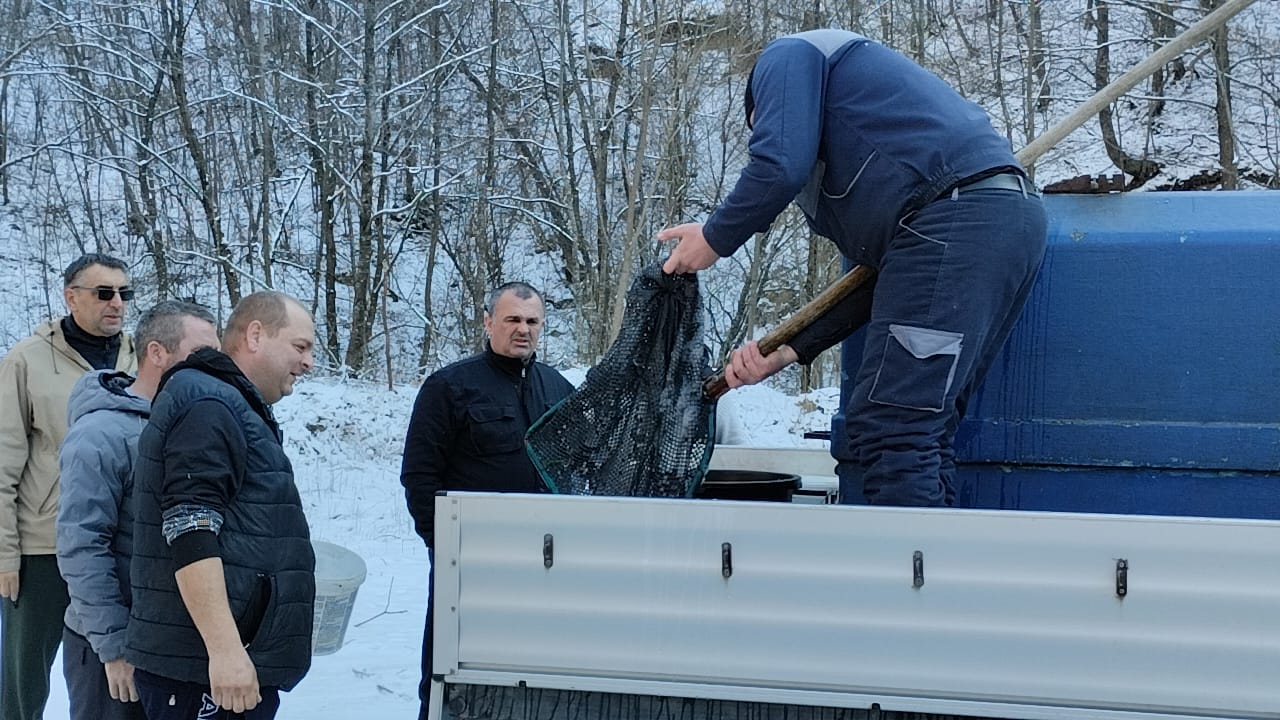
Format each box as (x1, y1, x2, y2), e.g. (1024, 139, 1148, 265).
(1, 0, 1277, 390)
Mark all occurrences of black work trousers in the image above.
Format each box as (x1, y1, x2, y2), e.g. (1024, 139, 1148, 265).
(62, 627, 147, 720)
(0, 554, 70, 720)
(417, 549, 435, 720)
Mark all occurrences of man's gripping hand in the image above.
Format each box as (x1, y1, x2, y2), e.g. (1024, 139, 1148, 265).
(658, 223, 720, 274)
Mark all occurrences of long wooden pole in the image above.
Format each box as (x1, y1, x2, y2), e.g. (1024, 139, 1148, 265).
(702, 265, 875, 400)
(1016, 0, 1258, 166)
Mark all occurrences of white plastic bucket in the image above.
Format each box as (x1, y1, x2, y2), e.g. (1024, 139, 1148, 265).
(311, 540, 368, 655)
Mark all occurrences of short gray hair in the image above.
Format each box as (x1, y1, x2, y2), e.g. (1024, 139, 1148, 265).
(484, 282, 544, 316)
(134, 300, 217, 353)
(62, 253, 128, 287)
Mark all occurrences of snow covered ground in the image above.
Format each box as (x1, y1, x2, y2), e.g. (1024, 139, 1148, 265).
(42, 374, 836, 718)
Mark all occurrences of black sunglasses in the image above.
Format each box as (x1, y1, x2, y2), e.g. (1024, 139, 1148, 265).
(72, 285, 135, 301)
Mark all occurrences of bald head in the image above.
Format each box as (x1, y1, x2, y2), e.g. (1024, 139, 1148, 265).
(223, 291, 316, 404)
(223, 292, 296, 354)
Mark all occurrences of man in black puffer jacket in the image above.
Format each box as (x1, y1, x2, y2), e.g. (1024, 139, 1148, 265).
(401, 281, 575, 720)
(127, 291, 316, 720)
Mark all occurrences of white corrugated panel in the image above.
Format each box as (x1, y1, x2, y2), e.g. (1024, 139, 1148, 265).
(432, 493, 1280, 720)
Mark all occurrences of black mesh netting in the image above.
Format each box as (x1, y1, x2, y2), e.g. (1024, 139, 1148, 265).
(441, 685, 997, 720)
(527, 263, 715, 497)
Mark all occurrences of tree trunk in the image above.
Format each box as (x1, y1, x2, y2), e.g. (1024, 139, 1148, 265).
(1090, 0, 1161, 186)
(302, 0, 340, 363)
(223, 0, 276, 286)
(343, 0, 379, 373)
(1029, 0, 1050, 112)
(137, 67, 171, 296)
(1202, 0, 1238, 189)
(415, 12, 445, 376)
(798, 234, 839, 392)
(0, 78, 8, 204)
(162, 0, 241, 303)
(1144, 2, 1178, 118)
(609, 0, 644, 345)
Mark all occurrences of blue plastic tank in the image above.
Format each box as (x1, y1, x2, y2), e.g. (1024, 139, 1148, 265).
(832, 191, 1280, 518)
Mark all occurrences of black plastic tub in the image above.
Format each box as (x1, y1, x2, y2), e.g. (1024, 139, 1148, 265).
(694, 470, 801, 502)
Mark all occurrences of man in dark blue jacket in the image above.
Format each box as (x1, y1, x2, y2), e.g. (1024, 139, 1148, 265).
(57, 301, 218, 720)
(662, 29, 1047, 507)
(401, 281, 574, 720)
(126, 291, 316, 719)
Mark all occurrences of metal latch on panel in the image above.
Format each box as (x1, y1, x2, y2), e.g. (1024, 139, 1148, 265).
(543, 533, 554, 569)
(1115, 558, 1128, 598)
(721, 542, 733, 579)
(912, 550, 924, 589)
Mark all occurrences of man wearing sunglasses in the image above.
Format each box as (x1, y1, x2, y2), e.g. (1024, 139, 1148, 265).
(0, 252, 137, 720)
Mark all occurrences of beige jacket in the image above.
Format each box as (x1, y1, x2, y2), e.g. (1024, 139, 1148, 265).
(0, 319, 135, 571)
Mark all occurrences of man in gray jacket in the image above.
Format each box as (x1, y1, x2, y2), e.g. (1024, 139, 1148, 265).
(56, 301, 219, 720)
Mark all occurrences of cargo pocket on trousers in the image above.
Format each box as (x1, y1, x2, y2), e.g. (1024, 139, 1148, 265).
(868, 324, 963, 412)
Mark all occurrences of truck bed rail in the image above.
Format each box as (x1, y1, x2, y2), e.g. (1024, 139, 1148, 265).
(431, 493, 1280, 720)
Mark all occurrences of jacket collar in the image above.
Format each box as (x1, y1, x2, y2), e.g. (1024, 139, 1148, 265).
(484, 342, 535, 378)
(60, 316, 125, 372)
(159, 347, 280, 437)
(37, 317, 133, 374)
(66, 370, 148, 426)
(61, 315, 121, 351)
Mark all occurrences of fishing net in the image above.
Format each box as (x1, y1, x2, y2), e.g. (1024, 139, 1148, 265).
(527, 263, 715, 497)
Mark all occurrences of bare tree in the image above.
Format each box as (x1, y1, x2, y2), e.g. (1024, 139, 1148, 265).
(161, 0, 242, 302)
(343, 0, 382, 372)
(1201, 0, 1238, 188)
(1087, 0, 1162, 186)
(1144, 1, 1182, 118)
(298, 0, 342, 363)
(222, 0, 281, 286)
(2, 0, 1277, 386)
(0, 4, 54, 204)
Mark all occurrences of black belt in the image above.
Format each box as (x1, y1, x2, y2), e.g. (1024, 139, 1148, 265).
(943, 171, 1040, 200)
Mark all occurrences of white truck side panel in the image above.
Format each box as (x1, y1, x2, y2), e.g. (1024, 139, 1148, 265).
(432, 493, 1280, 719)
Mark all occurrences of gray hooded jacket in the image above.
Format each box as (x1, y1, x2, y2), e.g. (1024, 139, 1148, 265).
(56, 369, 148, 662)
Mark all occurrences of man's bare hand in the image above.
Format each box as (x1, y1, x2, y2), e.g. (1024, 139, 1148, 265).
(104, 658, 139, 702)
(0, 571, 18, 602)
(658, 223, 721, 274)
(724, 341, 799, 388)
(175, 557, 261, 712)
(208, 645, 260, 713)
